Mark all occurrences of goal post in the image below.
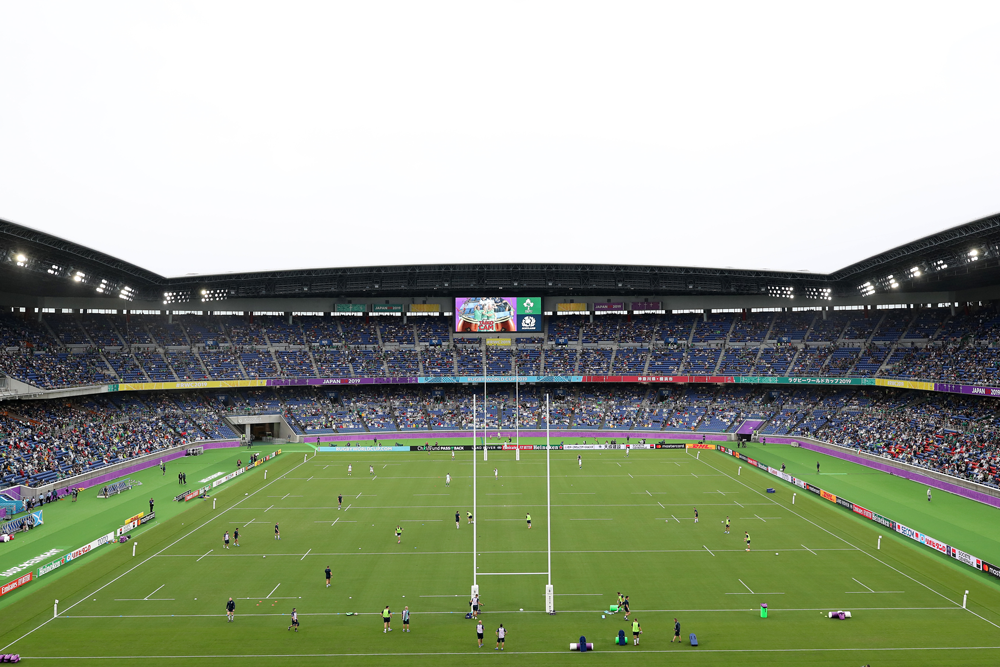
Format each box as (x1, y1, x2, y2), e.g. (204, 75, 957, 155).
(545, 393, 554, 613)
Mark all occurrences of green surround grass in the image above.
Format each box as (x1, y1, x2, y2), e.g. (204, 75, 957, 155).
(738, 441, 1000, 570)
(0, 445, 303, 610)
(0, 441, 997, 666)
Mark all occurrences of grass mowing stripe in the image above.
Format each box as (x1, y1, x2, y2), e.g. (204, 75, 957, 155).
(694, 452, 1000, 630)
(58, 605, 964, 618)
(21, 644, 1000, 658)
(1, 453, 312, 653)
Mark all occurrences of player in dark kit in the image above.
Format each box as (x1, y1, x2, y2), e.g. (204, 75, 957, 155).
(274, 522, 280, 540)
(338, 494, 343, 510)
(325, 566, 332, 588)
(288, 607, 299, 631)
(233, 527, 239, 546)
(226, 597, 235, 622)
(456, 510, 460, 529)
(622, 595, 630, 620)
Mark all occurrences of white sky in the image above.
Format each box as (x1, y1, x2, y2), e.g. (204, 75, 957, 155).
(2, 2, 1000, 278)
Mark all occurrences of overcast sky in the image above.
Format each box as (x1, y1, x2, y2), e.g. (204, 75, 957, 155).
(2, 2, 1000, 278)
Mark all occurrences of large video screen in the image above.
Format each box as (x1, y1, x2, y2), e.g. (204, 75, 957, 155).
(455, 297, 542, 333)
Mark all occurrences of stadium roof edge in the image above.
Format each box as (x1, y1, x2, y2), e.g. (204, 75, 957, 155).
(4, 212, 1000, 301)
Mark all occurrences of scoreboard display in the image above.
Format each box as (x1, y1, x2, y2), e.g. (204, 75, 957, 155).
(454, 297, 542, 333)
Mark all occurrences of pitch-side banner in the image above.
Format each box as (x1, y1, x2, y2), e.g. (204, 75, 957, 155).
(0, 572, 33, 597)
(714, 445, 997, 580)
(103, 374, 1000, 399)
(318, 446, 410, 452)
(563, 444, 652, 450)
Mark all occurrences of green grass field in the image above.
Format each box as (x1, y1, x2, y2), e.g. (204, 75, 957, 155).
(2, 441, 999, 666)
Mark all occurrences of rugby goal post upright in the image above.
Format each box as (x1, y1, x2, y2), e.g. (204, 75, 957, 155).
(483, 368, 488, 462)
(515, 359, 520, 461)
(473, 394, 478, 599)
(545, 393, 555, 614)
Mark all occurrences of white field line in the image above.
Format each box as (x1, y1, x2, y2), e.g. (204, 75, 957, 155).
(144, 585, 165, 600)
(738, 579, 754, 594)
(266, 584, 281, 598)
(704, 545, 715, 556)
(569, 518, 612, 521)
(853, 577, 875, 592)
(243, 518, 256, 527)
(356, 492, 362, 499)
(159, 547, 856, 558)
(658, 502, 664, 508)
(301, 549, 311, 561)
(0, 454, 313, 653)
(628, 473, 634, 478)
(801, 544, 816, 555)
(30, 647, 1000, 659)
(196, 550, 213, 562)
(58, 605, 963, 619)
(331, 518, 339, 527)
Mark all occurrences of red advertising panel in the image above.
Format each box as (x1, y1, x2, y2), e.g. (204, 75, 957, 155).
(0, 572, 33, 597)
(852, 504, 873, 520)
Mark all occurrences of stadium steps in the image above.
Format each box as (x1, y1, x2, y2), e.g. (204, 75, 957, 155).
(782, 346, 802, 377)
(234, 355, 251, 379)
(797, 311, 819, 343)
(720, 315, 739, 351)
(38, 316, 65, 350)
(95, 350, 121, 381)
(193, 350, 213, 378)
(305, 347, 321, 377)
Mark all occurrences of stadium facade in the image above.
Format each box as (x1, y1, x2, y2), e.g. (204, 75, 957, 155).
(2, 215, 1000, 507)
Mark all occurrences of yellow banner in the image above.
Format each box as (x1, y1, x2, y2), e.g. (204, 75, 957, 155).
(556, 303, 587, 312)
(409, 304, 440, 313)
(875, 378, 935, 391)
(116, 380, 268, 392)
(485, 338, 512, 346)
(686, 443, 716, 450)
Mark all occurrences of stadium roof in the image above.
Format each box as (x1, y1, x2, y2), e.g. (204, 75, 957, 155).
(4, 4, 1000, 282)
(4, 214, 1000, 303)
